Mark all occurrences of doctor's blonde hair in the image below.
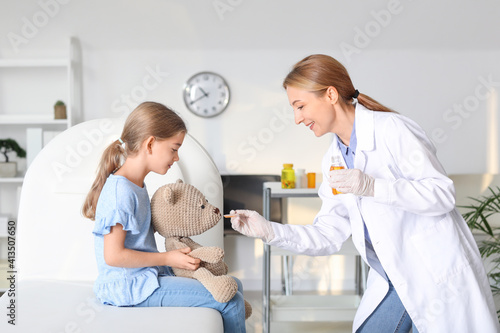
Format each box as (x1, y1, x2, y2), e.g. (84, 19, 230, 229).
(283, 54, 394, 113)
(82, 101, 187, 221)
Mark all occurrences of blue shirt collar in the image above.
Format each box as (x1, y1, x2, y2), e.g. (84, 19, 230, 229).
(337, 121, 357, 151)
(336, 121, 357, 169)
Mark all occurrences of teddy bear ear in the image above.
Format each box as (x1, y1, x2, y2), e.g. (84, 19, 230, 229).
(162, 186, 174, 204)
(176, 179, 184, 184)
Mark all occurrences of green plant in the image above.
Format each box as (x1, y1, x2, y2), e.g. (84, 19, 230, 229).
(54, 100, 65, 107)
(0, 138, 26, 163)
(461, 186, 500, 317)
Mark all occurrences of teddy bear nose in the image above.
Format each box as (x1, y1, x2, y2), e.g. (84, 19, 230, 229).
(214, 208, 220, 215)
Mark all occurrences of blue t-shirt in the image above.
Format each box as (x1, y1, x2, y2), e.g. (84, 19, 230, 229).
(92, 174, 160, 306)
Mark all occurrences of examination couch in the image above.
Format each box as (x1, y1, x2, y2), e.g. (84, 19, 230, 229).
(0, 117, 225, 332)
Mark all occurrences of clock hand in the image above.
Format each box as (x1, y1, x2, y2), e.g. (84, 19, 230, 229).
(190, 93, 209, 105)
(198, 87, 210, 98)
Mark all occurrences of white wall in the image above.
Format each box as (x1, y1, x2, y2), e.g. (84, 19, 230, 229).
(2, 0, 499, 174)
(1, 0, 499, 291)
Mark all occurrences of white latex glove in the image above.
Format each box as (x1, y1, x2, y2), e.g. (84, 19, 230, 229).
(230, 209, 275, 243)
(328, 169, 375, 197)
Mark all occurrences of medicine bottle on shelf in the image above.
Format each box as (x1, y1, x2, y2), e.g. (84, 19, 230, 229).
(295, 168, 306, 188)
(281, 164, 295, 189)
(330, 156, 344, 195)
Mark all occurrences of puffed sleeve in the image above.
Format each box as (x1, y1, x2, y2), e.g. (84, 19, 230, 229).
(92, 209, 141, 236)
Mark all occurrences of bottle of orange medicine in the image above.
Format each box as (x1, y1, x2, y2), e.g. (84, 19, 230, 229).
(281, 164, 295, 189)
(330, 156, 344, 195)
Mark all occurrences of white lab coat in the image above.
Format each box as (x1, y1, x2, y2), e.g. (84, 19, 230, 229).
(268, 103, 499, 332)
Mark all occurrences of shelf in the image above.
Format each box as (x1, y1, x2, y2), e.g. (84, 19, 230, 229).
(263, 182, 319, 198)
(0, 259, 8, 292)
(0, 58, 69, 68)
(262, 181, 366, 333)
(0, 114, 69, 125)
(271, 294, 361, 322)
(0, 177, 24, 184)
(0, 38, 79, 247)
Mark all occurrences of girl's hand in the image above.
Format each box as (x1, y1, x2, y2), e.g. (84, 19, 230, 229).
(166, 247, 201, 271)
(104, 224, 200, 269)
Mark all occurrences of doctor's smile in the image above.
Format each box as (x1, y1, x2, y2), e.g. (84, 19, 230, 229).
(3, 2, 498, 332)
(230, 54, 499, 333)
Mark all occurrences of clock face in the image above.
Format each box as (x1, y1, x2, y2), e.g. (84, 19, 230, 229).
(183, 72, 230, 118)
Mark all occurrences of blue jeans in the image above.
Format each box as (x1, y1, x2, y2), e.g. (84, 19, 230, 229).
(357, 281, 419, 333)
(134, 270, 246, 333)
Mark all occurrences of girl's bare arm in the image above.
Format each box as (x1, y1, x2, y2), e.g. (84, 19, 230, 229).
(103, 223, 200, 270)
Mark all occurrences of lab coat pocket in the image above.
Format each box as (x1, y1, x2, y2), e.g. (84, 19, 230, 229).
(410, 216, 472, 284)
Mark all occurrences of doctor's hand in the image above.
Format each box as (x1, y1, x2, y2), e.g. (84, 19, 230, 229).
(230, 210, 275, 243)
(329, 169, 375, 197)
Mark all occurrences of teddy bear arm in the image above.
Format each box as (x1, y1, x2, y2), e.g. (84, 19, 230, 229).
(180, 237, 202, 250)
(189, 246, 224, 263)
(166, 237, 190, 252)
(179, 237, 223, 262)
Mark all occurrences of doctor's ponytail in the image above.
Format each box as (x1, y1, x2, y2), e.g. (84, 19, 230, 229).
(283, 54, 394, 113)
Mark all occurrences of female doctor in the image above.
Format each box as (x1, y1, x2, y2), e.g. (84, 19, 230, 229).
(230, 54, 499, 333)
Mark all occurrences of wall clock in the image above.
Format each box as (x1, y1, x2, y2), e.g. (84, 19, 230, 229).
(183, 72, 230, 118)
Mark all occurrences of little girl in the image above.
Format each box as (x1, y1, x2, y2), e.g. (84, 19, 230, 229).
(82, 101, 246, 333)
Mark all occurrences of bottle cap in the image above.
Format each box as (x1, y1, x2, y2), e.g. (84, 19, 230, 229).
(331, 156, 342, 165)
(283, 163, 293, 168)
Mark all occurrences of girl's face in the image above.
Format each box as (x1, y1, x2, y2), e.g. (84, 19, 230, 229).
(286, 85, 336, 137)
(148, 131, 186, 175)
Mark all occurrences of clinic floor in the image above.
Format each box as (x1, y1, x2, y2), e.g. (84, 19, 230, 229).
(244, 290, 353, 333)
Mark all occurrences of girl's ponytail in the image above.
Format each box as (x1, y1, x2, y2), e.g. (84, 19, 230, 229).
(82, 140, 125, 220)
(82, 101, 186, 221)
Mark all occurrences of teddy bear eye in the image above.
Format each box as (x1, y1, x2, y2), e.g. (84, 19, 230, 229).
(201, 204, 205, 209)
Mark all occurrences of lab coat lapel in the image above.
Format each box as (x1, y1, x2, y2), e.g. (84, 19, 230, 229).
(354, 104, 375, 172)
(330, 135, 348, 169)
(330, 135, 366, 257)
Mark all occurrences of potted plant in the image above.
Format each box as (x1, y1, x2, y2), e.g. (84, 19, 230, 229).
(0, 138, 26, 177)
(54, 100, 67, 119)
(461, 187, 500, 318)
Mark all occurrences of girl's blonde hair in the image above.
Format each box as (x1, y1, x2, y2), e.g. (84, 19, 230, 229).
(82, 101, 187, 220)
(283, 54, 394, 112)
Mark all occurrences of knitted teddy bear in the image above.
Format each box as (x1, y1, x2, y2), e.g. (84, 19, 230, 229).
(151, 179, 252, 319)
